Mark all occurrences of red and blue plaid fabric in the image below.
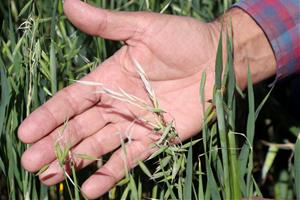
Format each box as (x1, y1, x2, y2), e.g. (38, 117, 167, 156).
(235, 0, 300, 79)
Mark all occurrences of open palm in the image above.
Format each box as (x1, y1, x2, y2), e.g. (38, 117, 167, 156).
(18, 0, 220, 198)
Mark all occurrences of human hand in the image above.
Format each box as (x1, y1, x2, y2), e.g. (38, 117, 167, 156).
(18, 0, 276, 199)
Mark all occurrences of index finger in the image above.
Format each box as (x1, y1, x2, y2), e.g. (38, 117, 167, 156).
(18, 61, 113, 144)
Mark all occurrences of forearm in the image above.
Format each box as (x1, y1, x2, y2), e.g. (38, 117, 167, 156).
(230, 8, 277, 89)
(212, 0, 300, 89)
(210, 8, 277, 89)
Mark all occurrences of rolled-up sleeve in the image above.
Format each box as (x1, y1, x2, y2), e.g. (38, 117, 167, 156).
(234, 0, 300, 79)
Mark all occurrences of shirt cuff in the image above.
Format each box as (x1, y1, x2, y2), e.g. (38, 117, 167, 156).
(234, 0, 300, 79)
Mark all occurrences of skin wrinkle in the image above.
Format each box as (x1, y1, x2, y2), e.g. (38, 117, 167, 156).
(59, 89, 80, 117)
(93, 165, 119, 184)
(40, 104, 59, 134)
(88, 134, 106, 160)
(33, 106, 110, 173)
(52, 107, 106, 149)
(97, 84, 150, 122)
(96, 9, 108, 37)
(79, 79, 102, 104)
(40, 125, 124, 185)
(94, 104, 111, 126)
(116, 46, 139, 78)
(118, 120, 156, 141)
(122, 44, 203, 83)
(21, 137, 56, 172)
(157, 74, 203, 96)
(126, 12, 154, 41)
(186, 19, 212, 74)
(39, 161, 60, 181)
(71, 143, 99, 171)
(104, 106, 135, 124)
(42, 104, 60, 127)
(113, 106, 148, 126)
(86, 130, 119, 160)
(45, 104, 83, 148)
(136, 17, 195, 78)
(64, 79, 103, 113)
(116, 141, 147, 170)
(126, 142, 144, 166)
(84, 140, 152, 192)
(142, 13, 173, 43)
(205, 23, 220, 64)
(118, 16, 212, 82)
(149, 66, 214, 96)
(66, 116, 83, 143)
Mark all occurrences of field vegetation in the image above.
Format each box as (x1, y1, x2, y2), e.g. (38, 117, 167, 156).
(0, 0, 299, 199)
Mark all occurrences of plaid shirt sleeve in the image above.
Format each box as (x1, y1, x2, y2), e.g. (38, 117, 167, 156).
(234, 0, 300, 79)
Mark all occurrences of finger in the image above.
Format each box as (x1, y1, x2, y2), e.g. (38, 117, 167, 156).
(21, 105, 110, 172)
(18, 59, 116, 144)
(18, 79, 99, 143)
(81, 140, 155, 199)
(38, 121, 158, 185)
(63, 0, 156, 41)
(39, 124, 122, 185)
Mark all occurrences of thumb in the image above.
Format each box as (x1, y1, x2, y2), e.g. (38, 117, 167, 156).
(63, 0, 153, 41)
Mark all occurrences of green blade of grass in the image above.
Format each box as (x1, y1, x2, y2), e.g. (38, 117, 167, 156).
(71, 164, 80, 200)
(138, 160, 153, 179)
(200, 71, 209, 154)
(246, 66, 255, 145)
(151, 184, 158, 199)
(121, 184, 130, 200)
(183, 141, 193, 200)
(177, 177, 183, 200)
(109, 186, 117, 200)
(155, 156, 172, 173)
(275, 170, 290, 200)
(238, 144, 249, 196)
(18, 0, 33, 17)
(0, 154, 5, 176)
(252, 176, 262, 197)
(116, 177, 129, 187)
(35, 164, 49, 176)
(181, 139, 202, 149)
(205, 162, 221, 200)
(228, 131, 242, 199)
(295, 134, 300, 199)
(138, 178, 142, 200)
(215, 31, 223, 91)
(197, 160, 204, 200)
(225, 29, 236, 131)
(261, 145, 278, 181)
(255, 85, 274, 120)
(215, 89, 230, 199)
(246, 66, 255, 198)
(160, 160, 177, 200)
(0, 57, 10, 136)
(75, 153, 101, 161)
(50, 0, 58, 94)
(171, 155, 182, 181)
(147, 146, 168, 160)
(130, 175, 138, 200)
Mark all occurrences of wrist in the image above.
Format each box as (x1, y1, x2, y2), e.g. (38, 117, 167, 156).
(209, 8, 277, 89)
